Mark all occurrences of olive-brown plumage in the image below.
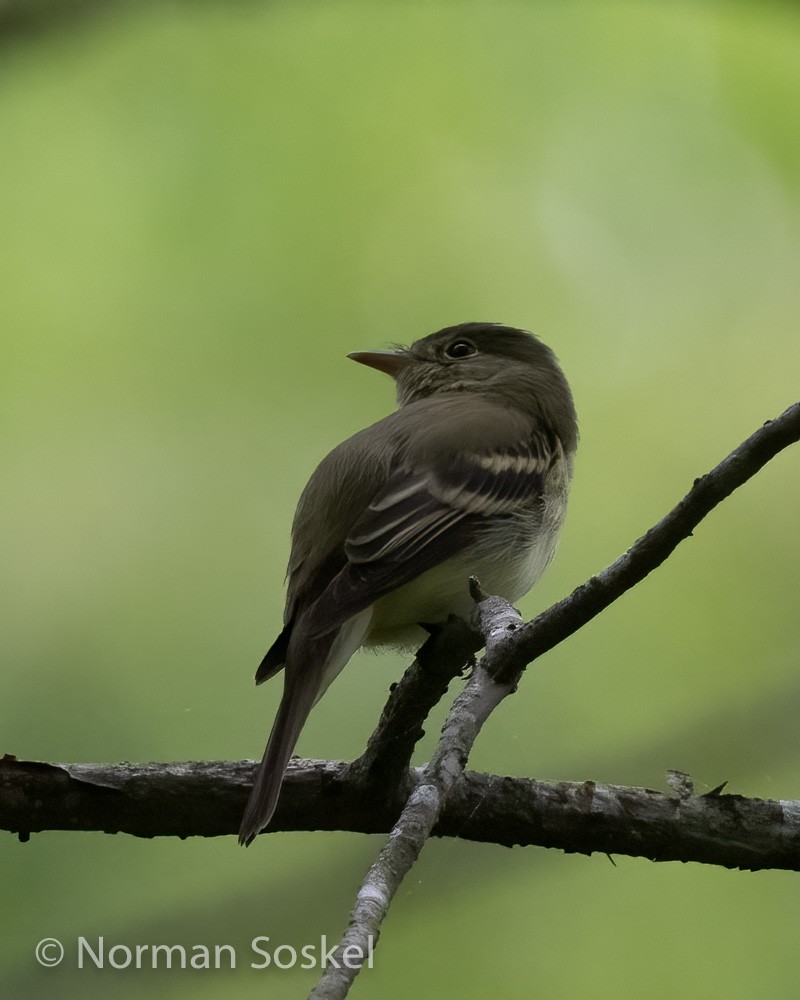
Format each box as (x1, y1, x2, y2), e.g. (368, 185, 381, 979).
(239, 322, 577, 845)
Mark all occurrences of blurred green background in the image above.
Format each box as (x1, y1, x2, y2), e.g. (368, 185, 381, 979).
(1, 2, 799, 997)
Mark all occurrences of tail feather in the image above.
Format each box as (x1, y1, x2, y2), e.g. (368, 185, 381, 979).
(238, 671, 320, 846)
(255, 622, 292, 685)
(239, 607, 374, 846)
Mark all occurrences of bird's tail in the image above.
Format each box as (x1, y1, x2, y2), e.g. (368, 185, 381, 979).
(238, 607, 373, 846)
(238, 670, 319, 846)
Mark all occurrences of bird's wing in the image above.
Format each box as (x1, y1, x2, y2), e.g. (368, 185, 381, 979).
(300, 428, 557, 640)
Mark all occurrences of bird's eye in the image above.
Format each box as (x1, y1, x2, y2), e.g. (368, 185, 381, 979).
(444, 340, 477, 360)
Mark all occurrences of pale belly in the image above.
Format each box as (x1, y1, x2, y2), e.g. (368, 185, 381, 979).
(364, 517, 561, 650)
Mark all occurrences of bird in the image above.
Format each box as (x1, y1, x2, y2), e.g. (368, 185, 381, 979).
(239, 322, 578, 845)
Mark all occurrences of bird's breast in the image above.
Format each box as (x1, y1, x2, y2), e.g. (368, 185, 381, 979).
(363, 512, 562, 651)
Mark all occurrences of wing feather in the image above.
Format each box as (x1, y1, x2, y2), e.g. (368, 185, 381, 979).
(300, 428, 557, 639)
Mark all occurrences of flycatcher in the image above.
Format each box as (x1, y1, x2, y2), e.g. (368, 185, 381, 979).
(239, 322, 577, 845)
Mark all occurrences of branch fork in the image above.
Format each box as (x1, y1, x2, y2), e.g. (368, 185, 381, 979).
(1, 402, 798, 1000)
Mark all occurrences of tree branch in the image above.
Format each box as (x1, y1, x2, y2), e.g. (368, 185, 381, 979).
(344, 615, 481, 792)
(3, 755, 800, 872)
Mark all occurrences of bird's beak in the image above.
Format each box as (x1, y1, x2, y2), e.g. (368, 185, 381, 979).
(347, 350, 413, 379)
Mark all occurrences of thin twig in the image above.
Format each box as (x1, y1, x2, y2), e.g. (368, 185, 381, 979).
(490, 402, 800, 681)
(307, 596, 522, 1000)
